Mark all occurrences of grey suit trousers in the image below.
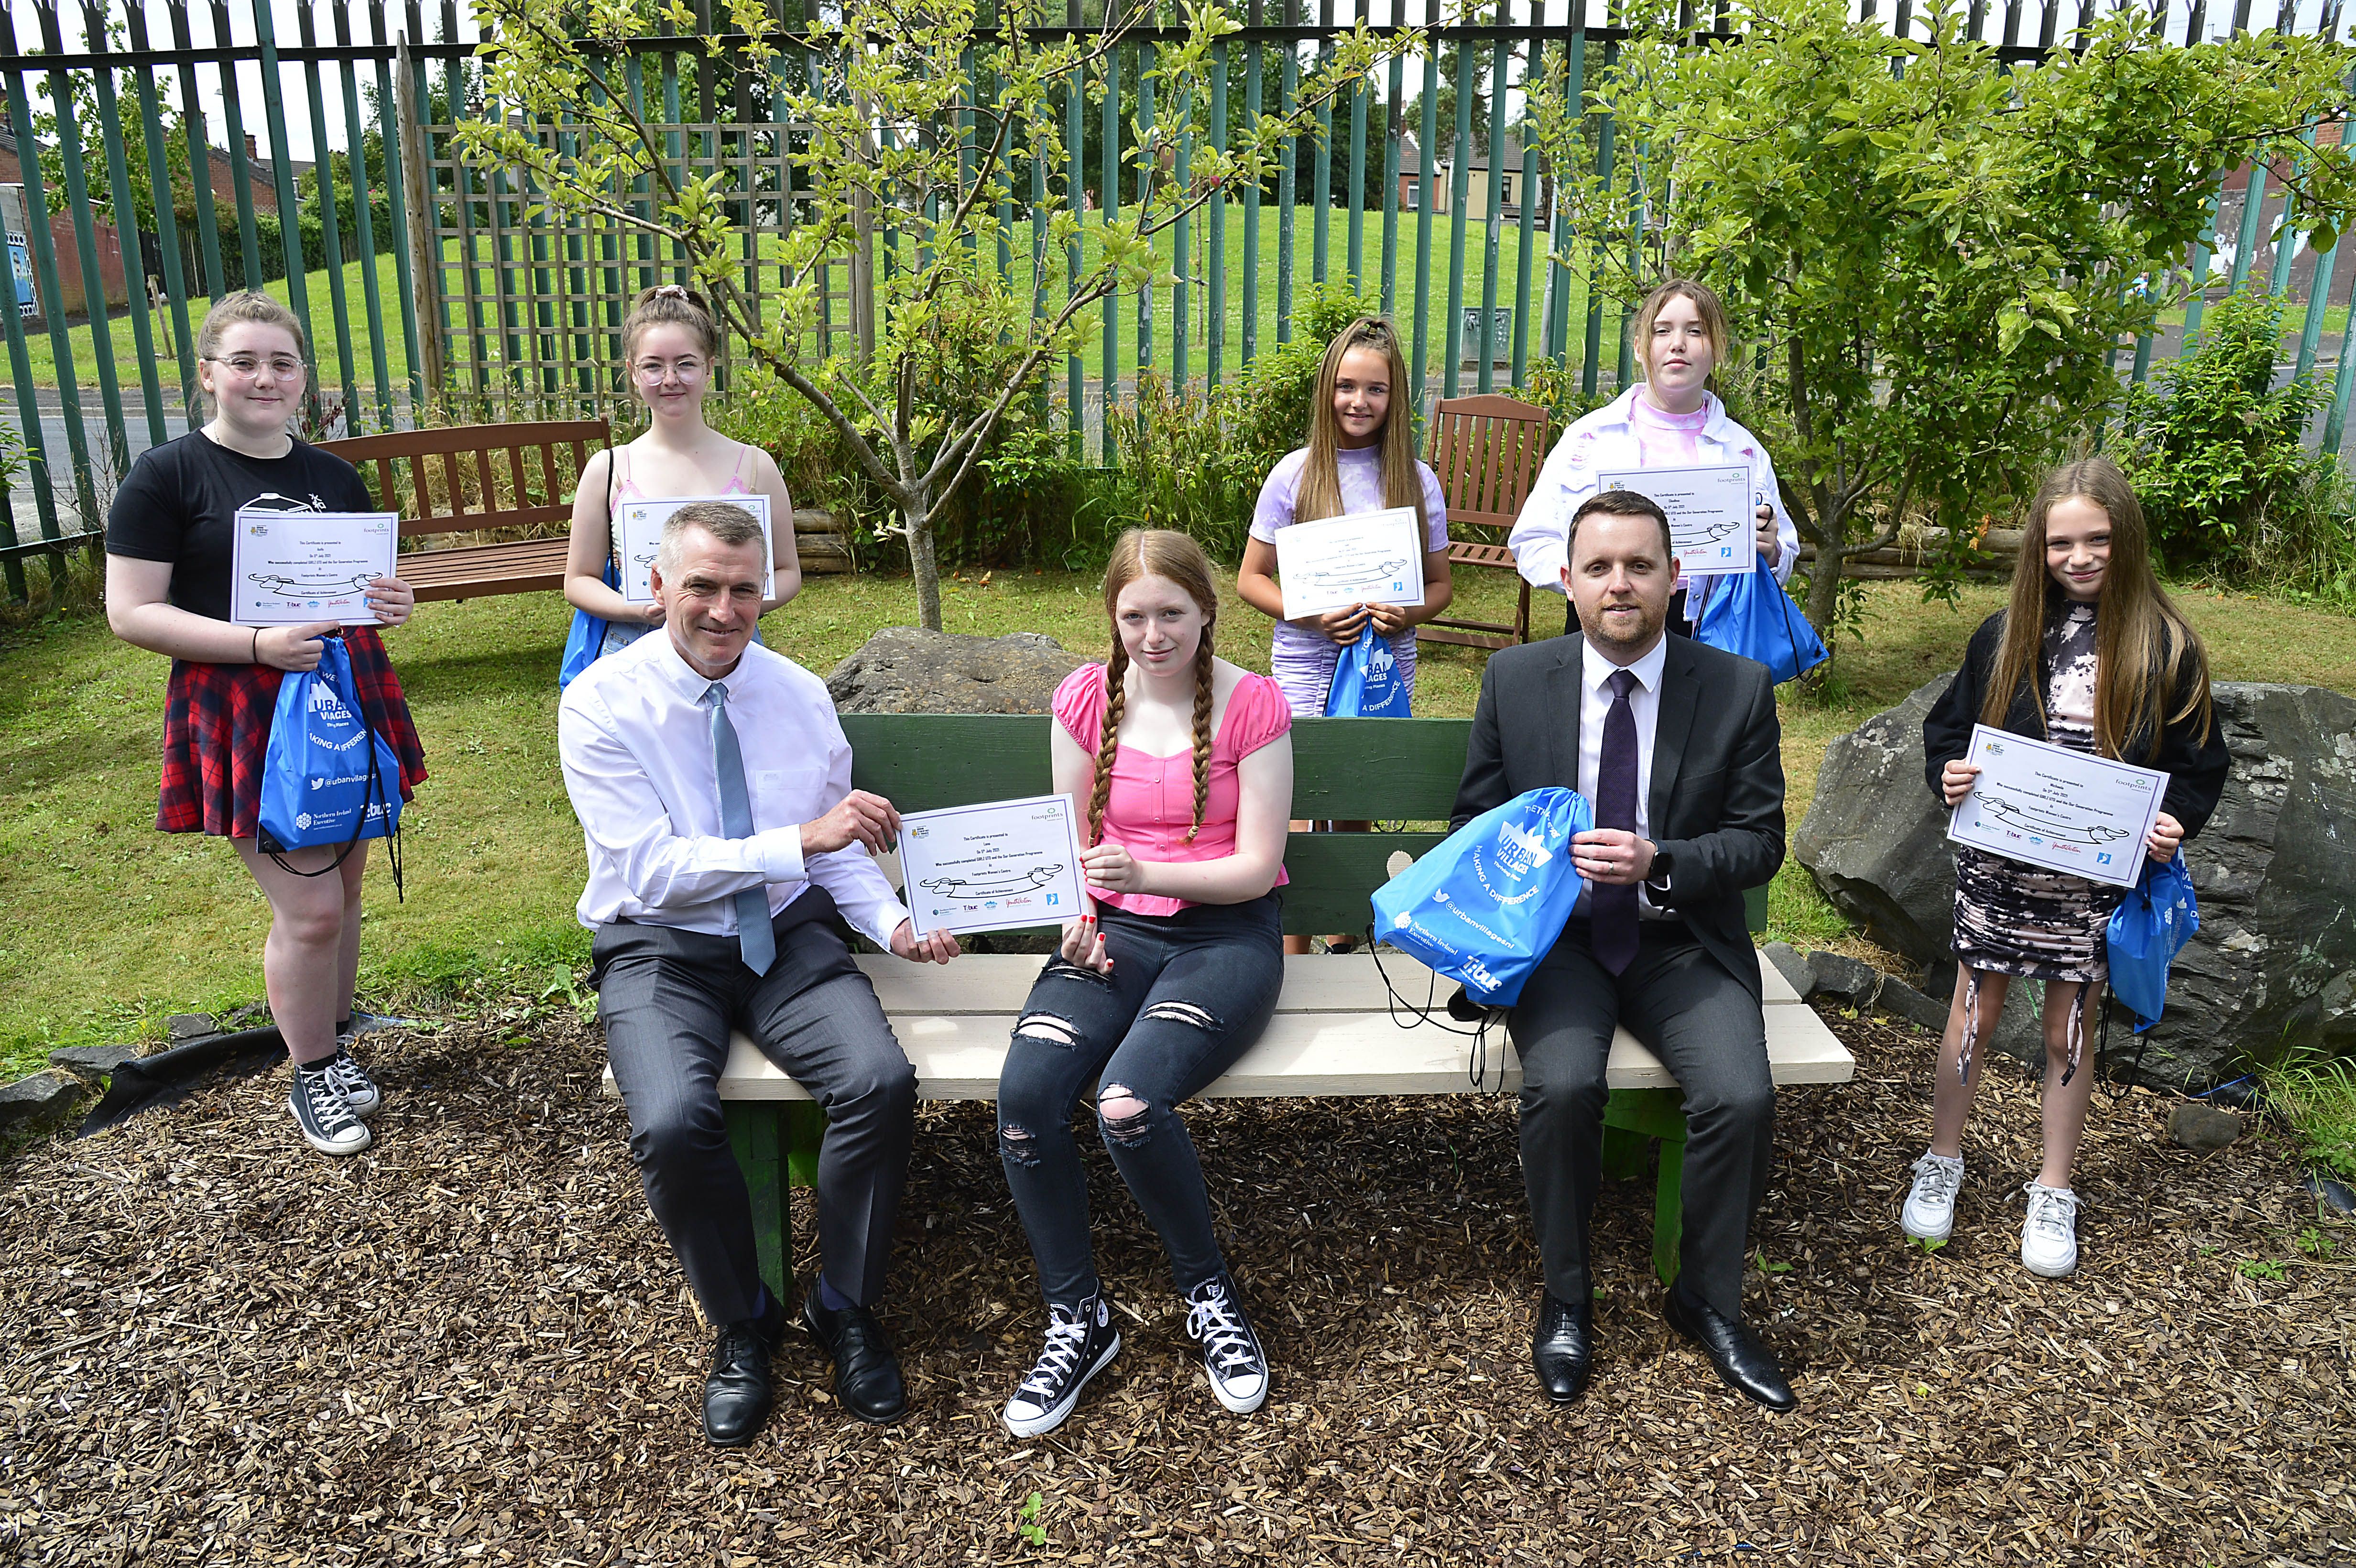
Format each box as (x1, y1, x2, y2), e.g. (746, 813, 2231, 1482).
(593, 907, 916, 1325)
(1510, 918, 1775, 1318)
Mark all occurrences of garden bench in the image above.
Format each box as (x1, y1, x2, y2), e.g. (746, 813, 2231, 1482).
(1417, 394, 1550, 652)
(599, 714, 1853, 1307)
(319, 420, 611, 602)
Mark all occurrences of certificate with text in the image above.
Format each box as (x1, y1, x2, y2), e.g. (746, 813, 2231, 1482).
(1592, 463, 1755, 577)
(1945, 724, 2167, 889)
(613, 493, 776, 602)
(1273, 507, 1427, 619)
(900, 793, 1091, 936)
(229, 508, 399, 627)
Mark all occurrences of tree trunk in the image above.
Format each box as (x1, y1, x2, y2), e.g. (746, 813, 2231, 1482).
(1804, 507, 1846, 646)
(905, 485, 942, 632)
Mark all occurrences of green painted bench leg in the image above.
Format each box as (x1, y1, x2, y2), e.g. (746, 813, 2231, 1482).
(784, 1100, 827, 1188)
(1602, 1086, 1691, 1289)
(725, 1101, 790, 1308)
(1599, 1124, 1653, 1181)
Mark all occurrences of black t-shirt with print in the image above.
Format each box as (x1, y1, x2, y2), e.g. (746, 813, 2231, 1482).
(104, 431, 371, 624)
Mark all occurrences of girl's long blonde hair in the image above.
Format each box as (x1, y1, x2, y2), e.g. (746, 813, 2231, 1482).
(1633, 278, 1732, 389)
(1294, 317, 1427, 534)
(1090, 529, 1219, 848)
(1981, 457, 2214, 760)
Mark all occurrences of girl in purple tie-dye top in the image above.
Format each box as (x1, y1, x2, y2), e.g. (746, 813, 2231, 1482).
(1235, 317, 1454, 716)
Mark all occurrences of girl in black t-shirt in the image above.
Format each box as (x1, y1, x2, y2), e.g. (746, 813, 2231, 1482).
(105, 292, 428, 1159)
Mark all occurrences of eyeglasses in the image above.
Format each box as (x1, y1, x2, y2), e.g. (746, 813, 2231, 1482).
(206, 354, 306, 379)
(633, 357, 708, 382)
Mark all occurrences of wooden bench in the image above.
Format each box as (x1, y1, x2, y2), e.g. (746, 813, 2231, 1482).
(600, 715, 1854, 1307)
(320, 420, 610, 602)
(318, 420, 856, 600)
(1417, 394, 1551, 652)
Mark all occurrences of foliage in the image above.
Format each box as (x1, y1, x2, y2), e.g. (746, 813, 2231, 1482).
(1524, 0, 2356, 648)
(460, 0, 1416, 632)
(2117, 287, 2333, 572)
(2264, 1047, 2356, 1187)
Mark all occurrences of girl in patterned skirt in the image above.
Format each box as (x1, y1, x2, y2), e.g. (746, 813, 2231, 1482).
(1907, 457, 2227, 1276)
(105, 293, 427, 1159)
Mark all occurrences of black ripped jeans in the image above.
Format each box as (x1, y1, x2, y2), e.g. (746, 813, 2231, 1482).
(996, 893, 1285, 1307)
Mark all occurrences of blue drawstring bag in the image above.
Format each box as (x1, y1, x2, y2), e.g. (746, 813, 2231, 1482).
(1370, 787, 1592, 1008)
(1692, 555, 1829, 685)
(558, 557, 621, 689)
(2106, 849, 2198, 1031)
(1325, 632, 1412, 718)
(258, 635, 405, 890)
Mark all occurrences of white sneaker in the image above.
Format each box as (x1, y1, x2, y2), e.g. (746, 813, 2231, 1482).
(289, 1064, 372, 1156)
(2020, 1182, 2080, 1277)
(1182, 1274, 1269, 1415)
(1900, 1151, 1965, 1241)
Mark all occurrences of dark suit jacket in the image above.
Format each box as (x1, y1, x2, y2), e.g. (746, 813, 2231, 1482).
(1450, 632, 1787, 1000)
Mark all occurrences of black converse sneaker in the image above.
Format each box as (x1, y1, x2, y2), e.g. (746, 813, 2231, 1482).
(1003, 1293, 1122, 1437)
(322, 1045, 381, 1119)
(1183, 1273, 1269, 1415)
(289, 1062, 372, 1156)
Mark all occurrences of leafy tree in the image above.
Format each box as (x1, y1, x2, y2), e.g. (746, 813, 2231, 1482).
(1526, 0, 2356, 642)
(462, 0, 1409, 630)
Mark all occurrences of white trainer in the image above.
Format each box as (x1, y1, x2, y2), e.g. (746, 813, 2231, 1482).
(1900, 1151, 1965, 1241)
(2020, 1182, 2081, 1277)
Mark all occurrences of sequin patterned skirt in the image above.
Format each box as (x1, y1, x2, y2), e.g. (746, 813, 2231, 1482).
(1950, 845, 2118, 985)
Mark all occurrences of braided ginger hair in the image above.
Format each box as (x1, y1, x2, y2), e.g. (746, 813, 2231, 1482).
(1088, 529, 1221, 847)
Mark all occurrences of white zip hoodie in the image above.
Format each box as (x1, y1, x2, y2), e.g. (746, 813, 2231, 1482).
(1506, 385, 1799, 616)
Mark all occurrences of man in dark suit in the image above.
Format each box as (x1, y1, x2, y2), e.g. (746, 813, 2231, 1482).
(1452, 487, 1795, 1411)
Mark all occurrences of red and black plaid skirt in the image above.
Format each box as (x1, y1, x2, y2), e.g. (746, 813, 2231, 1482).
(156, 626, 429, 840)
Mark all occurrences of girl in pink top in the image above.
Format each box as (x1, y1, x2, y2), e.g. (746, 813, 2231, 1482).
(563, 285, 800, 659)
(996, 530, 1295, 1438)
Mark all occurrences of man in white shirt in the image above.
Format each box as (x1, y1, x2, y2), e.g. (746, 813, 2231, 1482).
(558, 502, 958, 1447)
(1451, 489, 1794, 1413)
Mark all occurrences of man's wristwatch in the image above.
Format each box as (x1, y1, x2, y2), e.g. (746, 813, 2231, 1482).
(1642, 846, 1674, 901)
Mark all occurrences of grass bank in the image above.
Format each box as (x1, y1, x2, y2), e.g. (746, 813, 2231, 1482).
(2, 570, 2350, 1081)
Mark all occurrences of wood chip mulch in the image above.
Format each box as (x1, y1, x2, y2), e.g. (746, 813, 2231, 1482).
(4, 1004, 2352, 1566)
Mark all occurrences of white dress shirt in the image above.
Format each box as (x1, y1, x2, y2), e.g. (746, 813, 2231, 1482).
(1575, 632, 1672, 918)
(557, 628, 910, 948)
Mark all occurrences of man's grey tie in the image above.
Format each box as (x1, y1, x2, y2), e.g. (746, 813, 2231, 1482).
(703, 681, 776, 976)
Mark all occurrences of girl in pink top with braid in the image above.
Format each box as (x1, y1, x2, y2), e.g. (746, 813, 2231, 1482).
(564, 285, 800, 659)
(995, 530, 1295, 1439)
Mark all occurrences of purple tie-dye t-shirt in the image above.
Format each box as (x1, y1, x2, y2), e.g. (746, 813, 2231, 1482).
(1249, 444, 1449, 716)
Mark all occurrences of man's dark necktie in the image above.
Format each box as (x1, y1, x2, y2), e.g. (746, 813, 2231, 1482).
(1591, 667, 1640, 976)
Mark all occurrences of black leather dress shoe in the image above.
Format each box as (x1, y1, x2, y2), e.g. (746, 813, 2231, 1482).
(1530, 1292, 1594, 1405)
(1660, 1283, 1797, 1411)
(803, 1296, 910, 1424)
(703, 1298, 785, 1447)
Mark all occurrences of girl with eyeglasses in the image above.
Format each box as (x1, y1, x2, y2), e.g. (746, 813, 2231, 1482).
(104, 291, 428, 1158)
(562, 285, 799, 662)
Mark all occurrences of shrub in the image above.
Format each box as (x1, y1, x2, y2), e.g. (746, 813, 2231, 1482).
(2118, 286, 2334, 574)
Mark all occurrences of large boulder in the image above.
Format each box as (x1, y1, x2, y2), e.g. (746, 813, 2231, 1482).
(1793, 679, 2356, 1088)
(827, 628, 1088, 715)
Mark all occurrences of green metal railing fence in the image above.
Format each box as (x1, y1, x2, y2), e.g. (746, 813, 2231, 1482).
(1, 0, 2352, 603)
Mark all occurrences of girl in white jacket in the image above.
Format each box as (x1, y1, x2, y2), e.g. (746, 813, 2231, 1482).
(1508, 280, 1797, 635)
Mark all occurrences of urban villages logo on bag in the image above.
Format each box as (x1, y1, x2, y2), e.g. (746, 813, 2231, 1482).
(1370, 788, 1592, 1008)
(1324, 634, 1412, 719)
(259, 636, 404, 883)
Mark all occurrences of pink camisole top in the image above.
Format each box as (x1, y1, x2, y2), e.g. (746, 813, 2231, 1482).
(1051, 662, 1293, 917)
(612, 440, 757, 501)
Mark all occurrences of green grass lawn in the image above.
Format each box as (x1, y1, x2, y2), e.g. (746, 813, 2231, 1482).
(3, 566, 2350, 1082)
(5, 205, 1595, 419)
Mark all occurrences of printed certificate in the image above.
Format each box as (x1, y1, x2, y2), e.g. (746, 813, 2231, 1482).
(1273, 506, 1427, 619)
(1946, 724, 2167, 889)
(613, 493, 776, 602)
(899, 792, 1091, 936)
(1592, 462, 1756, 577)
(229, 508, 399, 627)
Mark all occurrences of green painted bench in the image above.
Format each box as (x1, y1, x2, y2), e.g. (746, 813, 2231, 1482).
(601, 714, 1853, 1307)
